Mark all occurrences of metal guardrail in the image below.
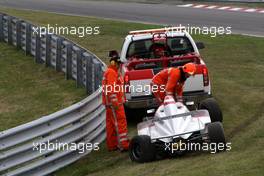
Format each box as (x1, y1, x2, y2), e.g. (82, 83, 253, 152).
(0, 13, 106, 176)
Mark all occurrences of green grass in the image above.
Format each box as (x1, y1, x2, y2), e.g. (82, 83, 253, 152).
(0, 43, 86, 131)
(0, 7, 263, 176)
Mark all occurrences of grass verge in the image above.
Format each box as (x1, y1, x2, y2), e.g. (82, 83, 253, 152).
(0, 7, 263, 176)
(0, 43, 86, 131)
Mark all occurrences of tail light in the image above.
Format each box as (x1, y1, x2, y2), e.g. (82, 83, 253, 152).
(202, 66, 209, 86)
(124, 74, 130, 93)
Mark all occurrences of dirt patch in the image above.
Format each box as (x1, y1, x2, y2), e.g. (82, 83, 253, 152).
(0, 100, 12, 113)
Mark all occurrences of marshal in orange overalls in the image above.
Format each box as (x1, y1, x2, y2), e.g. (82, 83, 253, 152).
(102, 65, 129, 151)
(152, 67, 184, 104)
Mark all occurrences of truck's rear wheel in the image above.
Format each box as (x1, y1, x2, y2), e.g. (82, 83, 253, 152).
(129, 135, 156, 163)
(199, 98, 223, 122)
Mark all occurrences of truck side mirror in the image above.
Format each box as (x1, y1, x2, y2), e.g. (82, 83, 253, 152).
(196, 42, 205, 49)
(109, 50, 119, 58)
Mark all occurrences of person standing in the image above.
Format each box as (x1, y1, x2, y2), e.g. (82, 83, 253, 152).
(102, 54, 129, 152)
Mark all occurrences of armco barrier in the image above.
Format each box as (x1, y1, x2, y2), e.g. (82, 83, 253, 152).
(0, 13, 106, 176)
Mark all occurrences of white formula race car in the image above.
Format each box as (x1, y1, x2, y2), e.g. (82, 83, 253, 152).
(129, 96, 225, 163)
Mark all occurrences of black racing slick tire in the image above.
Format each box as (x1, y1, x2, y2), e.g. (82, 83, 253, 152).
(129, 135, 156, 163)
(199, 98, 223, 122)
(207, 122, 226, 152)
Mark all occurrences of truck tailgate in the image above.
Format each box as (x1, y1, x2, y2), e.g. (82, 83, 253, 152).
(183, 74, 204, 92)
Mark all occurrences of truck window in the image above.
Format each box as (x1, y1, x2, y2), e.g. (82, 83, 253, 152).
(126, 37, 194, 59)
(127, 39, 152, 58)
(168, 37, 194, 55)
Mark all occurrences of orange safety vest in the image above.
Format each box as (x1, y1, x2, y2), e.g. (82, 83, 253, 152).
(102, 65, 125, 106)
(152, 67, 183, 96)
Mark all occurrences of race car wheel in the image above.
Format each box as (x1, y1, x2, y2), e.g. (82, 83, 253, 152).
(129, 135, 156, 163)
(199, 98, 223, 122)
(207, 122, 226, 152)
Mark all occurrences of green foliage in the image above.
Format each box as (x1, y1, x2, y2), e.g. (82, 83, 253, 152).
(0, 43, 86, 131)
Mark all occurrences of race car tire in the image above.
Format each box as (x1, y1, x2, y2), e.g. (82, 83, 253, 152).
(129, 135, 156, 163)
(207, 122, 226, 152)
(199, 98, 223, 122)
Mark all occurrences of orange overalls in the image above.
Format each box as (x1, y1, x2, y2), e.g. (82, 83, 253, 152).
(102, 65, 129, 151)
(152, 68, 183, 104)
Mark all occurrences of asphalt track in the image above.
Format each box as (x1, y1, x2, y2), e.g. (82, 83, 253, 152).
(0, 0, 263, 36)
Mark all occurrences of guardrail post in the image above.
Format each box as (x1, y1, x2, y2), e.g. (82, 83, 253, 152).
(16, 20, 21, 49)
(35, 34, 42, 63)
(76, 49, 83, 87)
(45, 34, 51, 67)
(25, 23, 31, 55)
(0, 14, 3, 42)
(85, 54, 93, 94)
(93, 59, 101, 90)
(66, 43, 73, 80)
(7, 16, 13, 45)
(99, 64, 104, 88)
(56, 37, 62, 71)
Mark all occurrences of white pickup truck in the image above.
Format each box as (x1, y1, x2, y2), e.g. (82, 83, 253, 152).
(109, 27, 214, 113)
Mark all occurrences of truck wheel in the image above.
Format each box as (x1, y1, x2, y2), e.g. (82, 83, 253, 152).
(207, 122, 226, 152)
(199, 98, 223, 122)
(129, 135, 156, 163)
